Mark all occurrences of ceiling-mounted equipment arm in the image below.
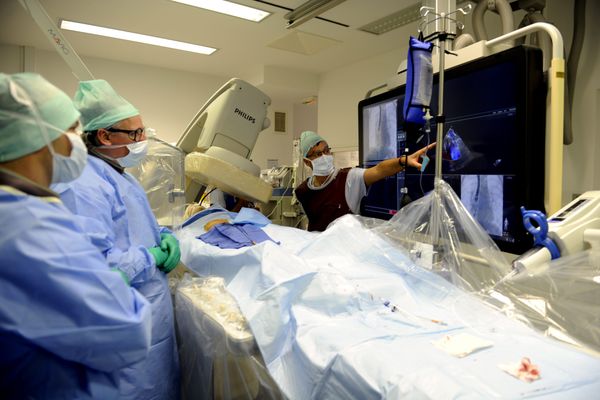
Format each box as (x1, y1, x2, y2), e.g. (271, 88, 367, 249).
(19, 0, 94, 80)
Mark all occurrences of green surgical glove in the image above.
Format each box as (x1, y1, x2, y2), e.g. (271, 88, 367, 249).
(160, 233, 181, 273)
(148, 246, 168, 269)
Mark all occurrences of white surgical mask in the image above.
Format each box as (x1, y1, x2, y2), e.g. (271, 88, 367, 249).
(51, 133, 88, 184)
(99, 140, 148, 168)
(117, 140, 148, 168)
(309, 154, 335, 177)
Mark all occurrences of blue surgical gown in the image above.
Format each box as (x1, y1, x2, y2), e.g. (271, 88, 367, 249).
(0, 185, 152, 399)
(53, 155, 180, 400)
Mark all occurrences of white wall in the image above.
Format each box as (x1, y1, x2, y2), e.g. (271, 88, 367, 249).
(250, 99, 319, 170)
(317, 0, 600, 205)
(318, 48, 405, 152)
(251, 99, 294, 170)
(293, 101, 318, 140)
(0, 44, 24, 73)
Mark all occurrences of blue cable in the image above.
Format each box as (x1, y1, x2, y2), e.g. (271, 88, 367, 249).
(520, 206, 561, 259)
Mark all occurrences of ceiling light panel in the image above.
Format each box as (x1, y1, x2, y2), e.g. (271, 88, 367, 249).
(60, 20, 217, 55)
(358, 3, 421, 35)
(170, 0, 270, 22)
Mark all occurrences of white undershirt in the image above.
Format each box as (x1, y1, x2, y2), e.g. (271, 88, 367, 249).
(344, 168, 367, 214)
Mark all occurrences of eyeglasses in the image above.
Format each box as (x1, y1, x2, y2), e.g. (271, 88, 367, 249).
(105, 127, 146, 142)
(307, 146, 331, 160)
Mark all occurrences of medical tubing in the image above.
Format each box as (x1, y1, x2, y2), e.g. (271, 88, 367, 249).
(472, 0, 488, 41)
(199, 187, 217, 206)
(453, 33, 475, 50)
(419, 128, 432, 196)
(472, 0, 515, 44)
(495, 0, 516, 40)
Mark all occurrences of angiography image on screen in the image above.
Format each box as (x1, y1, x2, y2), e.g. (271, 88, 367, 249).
(461, 175, 504, 236)
(362, 99, 398, 161)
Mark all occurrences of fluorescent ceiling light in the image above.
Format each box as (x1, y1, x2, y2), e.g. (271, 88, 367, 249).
(60, 20, 217, 55)
(170, 0, 270, 22)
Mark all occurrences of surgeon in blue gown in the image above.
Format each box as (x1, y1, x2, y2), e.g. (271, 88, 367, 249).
(52, 79, 181, 400)
(0, 73, 152, 399)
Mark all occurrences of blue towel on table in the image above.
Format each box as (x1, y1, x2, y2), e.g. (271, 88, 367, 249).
(198, 223, 279, 249)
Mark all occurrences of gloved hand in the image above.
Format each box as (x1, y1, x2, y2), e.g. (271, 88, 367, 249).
(160, 233, 181, 273)
(148, 246, 168, 269)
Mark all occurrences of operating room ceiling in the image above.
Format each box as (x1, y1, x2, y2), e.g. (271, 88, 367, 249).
(0, 0, 422, 79)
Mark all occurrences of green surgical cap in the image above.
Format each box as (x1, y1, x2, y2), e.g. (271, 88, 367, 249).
(74, 79, 139, 131)
(300, 130, 325, 157)
(0, 73, 80, 162)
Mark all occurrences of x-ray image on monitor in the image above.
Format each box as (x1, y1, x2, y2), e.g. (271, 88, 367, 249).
(461, 175, 504, 236)
(362, 99, 398, 161)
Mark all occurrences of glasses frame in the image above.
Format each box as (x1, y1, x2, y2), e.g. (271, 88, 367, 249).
(105, 127, 146, 142)
(307, 145, 332, 160)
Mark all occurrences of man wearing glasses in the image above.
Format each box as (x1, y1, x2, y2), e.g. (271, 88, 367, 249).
(52, 80, 180, 400)
(295, 130, 434, 232)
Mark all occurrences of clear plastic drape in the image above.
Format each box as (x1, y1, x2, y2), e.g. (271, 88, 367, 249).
(371, 179, 600, 355)
(373, 179, 512, 292)
(128, 137, 186, 230)
(485, 250, 600, 354)
(175, 275, 284, 400)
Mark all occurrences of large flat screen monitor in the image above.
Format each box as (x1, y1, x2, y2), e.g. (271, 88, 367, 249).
(358, 45, 546, 254)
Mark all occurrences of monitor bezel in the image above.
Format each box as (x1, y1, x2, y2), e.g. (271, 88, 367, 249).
(357, 45, 546, 254)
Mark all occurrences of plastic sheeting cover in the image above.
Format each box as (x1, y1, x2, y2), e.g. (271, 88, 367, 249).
(374, 179, 512, 292)
(487, 250, 600, 354)
(374, 180, 600, 355)
(175, 275, 284, 400)
(128, 138, 185, 229)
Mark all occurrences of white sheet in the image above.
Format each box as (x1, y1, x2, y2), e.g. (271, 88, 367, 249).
(178, 214, 600, 399)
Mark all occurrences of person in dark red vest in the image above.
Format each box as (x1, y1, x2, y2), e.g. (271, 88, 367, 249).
(295, 130, 434, 232)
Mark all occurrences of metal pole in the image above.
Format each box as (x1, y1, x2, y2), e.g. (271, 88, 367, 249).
(431, 14, 448, 245)
(434, 35, 446, 182)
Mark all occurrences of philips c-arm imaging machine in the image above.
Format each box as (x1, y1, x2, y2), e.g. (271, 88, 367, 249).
(177, 78, 274, 206)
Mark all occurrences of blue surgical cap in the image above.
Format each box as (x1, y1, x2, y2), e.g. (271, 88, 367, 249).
(300, 130, 325, 157)
(0, 73, 80, 162)
(74, 79, 139, 131)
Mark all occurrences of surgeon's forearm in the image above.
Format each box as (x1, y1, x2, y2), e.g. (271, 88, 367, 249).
(364, 158, 405, 186)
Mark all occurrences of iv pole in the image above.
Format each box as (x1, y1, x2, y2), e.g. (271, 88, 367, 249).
(418, 4, 472, 186)
(418, 3, 472, 244)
